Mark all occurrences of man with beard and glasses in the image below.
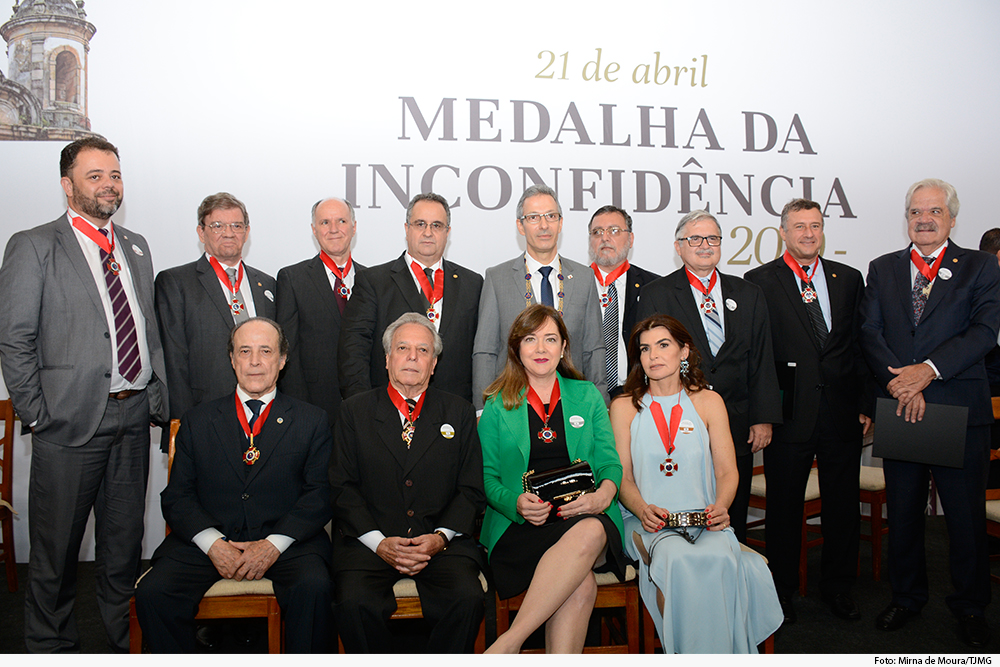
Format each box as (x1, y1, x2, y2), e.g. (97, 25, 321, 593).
(587, 205, 659, 397)
(0, 137, 168, 652)
(155, 192, 276, 424)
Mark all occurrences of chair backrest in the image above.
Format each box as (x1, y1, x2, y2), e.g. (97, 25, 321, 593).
(993, 396, 1000, 420)
(0, 399, 14, 505)
(164, 419, 181, 536)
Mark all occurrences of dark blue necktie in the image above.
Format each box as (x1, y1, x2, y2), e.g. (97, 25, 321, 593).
(539, 266, 554, 307)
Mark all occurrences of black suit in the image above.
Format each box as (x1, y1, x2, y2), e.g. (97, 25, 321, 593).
(861, 242, 1000, 616)
(330, 386, 485, 653)
(638, 267, 782, 541)
(746, 257, 867, 598)
(338, 253, 483, 403)
(276, 255, 365, 429)
(155, 255, 276, 421)
(134, 391, 333, 653)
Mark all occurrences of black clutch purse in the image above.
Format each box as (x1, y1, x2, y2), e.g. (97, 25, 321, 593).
(522, 459, 596, 507)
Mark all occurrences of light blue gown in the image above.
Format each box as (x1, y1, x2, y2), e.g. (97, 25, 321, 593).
(621, 391, 783, 653)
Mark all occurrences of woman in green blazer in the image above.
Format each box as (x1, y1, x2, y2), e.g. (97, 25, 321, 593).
(479, 305, 626, 654)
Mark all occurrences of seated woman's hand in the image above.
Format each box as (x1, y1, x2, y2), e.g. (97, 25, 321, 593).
(557, 488, 611, 519)
(705, 503, 730, 531)
(517, 492, 553, 526)
(640, 503, 670, 533)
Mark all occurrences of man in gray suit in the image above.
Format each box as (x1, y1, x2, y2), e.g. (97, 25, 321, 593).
(0, 137, 168, 652)
(472, 184, 607, 409)
(155, 192, 276, 422)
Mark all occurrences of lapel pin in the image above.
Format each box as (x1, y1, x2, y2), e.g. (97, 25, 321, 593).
(453, 273, 458, 279)
(569, 415, 585, 428)
(264, 289, 274, 301)
(132, 244, 143, 257)
(953, 258, 958, 263)
(938, 268, 952, 280)
(440, 423, 455, 439)
(276, 417, 284, 424)
(831, 273, 837, 278)
(726, 298, 737, 311)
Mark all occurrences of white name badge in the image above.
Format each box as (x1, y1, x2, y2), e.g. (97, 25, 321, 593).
(440, 423, 455, 439)
(569, 415, 585, 428)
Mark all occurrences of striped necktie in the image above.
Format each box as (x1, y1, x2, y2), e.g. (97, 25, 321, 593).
(603, 282, 619, 388)
(98, 229, 141, 383)
(701, 279, 724, 357)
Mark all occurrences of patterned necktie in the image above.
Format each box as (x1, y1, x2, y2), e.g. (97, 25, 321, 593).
(801, 266, 828, 348)
(912, 256, 932, 324)
(333, 274, 346, 315)
(701, 279, 724, 357)
(603, 282, 619, 388)
(539, 266, 554, 307)
(402, 398, 417, 448)
(98, 229, 141, 383)
(227, 268, 250, 324)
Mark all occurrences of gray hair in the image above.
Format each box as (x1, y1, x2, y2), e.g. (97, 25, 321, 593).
(405, 192, 451, 227)
(905, 179, 960, 219)
(674, 209, 721, 241)
(516, 183, 562, 220)
(779, 198, 823, 230)
(228, 317, 289, 358)
(382, 312, 443, 357)
(198, 192, 249, 228)
(311, 197, 355, 224)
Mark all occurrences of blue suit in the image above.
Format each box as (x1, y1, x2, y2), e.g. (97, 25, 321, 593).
(860, 241, 1000, 616)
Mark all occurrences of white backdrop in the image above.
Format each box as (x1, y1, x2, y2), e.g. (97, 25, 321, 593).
(1, 0, 998, 560)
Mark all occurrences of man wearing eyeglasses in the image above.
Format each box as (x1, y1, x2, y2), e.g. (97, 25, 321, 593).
(339, 192, 483, 403)
(587, 205, 659, 398)
(473, 184, 608, 409)
(155, 192, 277, 424)
(637, 209, 781, 543)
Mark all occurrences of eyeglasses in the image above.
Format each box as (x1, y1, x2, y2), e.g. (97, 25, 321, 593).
(519, 212, 562, 224)
(589, 226, 629, 238)
(678, 235, 722, 247)
(407, 220, 449, 232)
(203, 221, 247, 234)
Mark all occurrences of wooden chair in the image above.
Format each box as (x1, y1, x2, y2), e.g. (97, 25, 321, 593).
(987, 500, 1000, 585)
(747, 463, 822, 596)
(128, 419, 284, 653)
(0, 399, 17, 592)
(336, 573, 491, 653)
(494, 565, 641, 653)
(859, 465, 888, 580)
(638, 542, 775, 654)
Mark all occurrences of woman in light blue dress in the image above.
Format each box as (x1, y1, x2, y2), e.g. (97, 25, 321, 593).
(610, 314, 783, 653)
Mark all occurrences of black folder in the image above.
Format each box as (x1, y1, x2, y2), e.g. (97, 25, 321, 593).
(872, 397, 967, 468)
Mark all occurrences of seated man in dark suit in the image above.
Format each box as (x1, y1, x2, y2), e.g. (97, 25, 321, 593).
(135, 317, 333, 653)
(331, 313, 486, 653)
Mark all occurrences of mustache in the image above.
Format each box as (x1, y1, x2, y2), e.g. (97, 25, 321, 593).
(914, 222, 937, 232)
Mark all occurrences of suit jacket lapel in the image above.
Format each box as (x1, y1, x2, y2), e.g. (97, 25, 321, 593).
(306, 255, 343, 326)
(920, 243, 961, 323)
(375, 389, 409, 470)
(197, 255, 238, 328)
(776, 264, 819, 351)
(402, 390, 443, 476)
(892, 248, 916, 326)
(245, 267, 273, 315)
(438, 261, 458, 338)
(390, 253, 430, 314)
(213, 395, 249, 483)
(558, 255, 576, 311)
(55, 217, 106, 318)
(114, 227, 155, 322)
(245, 393, 293, 486)
(502, 396, 531, 471)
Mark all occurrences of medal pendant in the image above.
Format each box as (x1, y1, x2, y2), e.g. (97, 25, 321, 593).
(801, 286, 816, 303)
(922, 285, 932, 297)
(426, 307, 439, 322)
(243, 445, 259, 465)
(338, 284, 351, 298)
(107, 259, 121, 275)
(600, 294, 610, 307)
(231, 299, 244, 315)
(402, 422, 415, 445)
(537, 426, 556, 443)
(659, 458, 678, 476)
